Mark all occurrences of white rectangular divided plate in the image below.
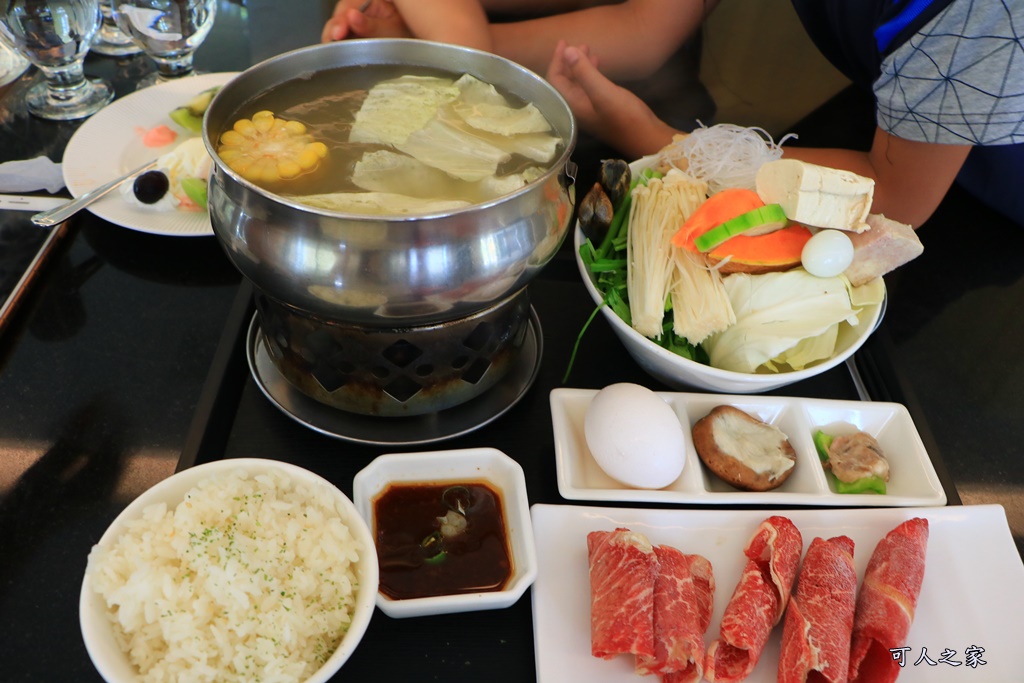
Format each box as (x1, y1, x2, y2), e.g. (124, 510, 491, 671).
(550, 388, 946, 506)
(531, 504, 1024, 683)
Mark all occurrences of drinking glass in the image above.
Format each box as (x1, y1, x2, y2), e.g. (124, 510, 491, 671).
(90, 0, 141, 56)
(0, 0, 114, 120)
(111, 0, 216, 88)
(0, 33, 30, 86)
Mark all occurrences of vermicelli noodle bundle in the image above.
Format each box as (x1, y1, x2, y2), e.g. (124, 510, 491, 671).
(657, 123, 794, 194)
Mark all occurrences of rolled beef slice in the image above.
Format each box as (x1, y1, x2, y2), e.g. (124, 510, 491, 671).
(778, 535, 858, 683)
(587, 528, 659, 660)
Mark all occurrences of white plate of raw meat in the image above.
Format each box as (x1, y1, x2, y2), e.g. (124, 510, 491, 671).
(550, 388, 947, 507)
(530, 503, 1024, 682)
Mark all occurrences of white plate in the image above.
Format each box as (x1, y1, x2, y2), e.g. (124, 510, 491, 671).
(551, 387, 946, 507)
(62, 72, 238, 237)
(531, 503, 1024, 683)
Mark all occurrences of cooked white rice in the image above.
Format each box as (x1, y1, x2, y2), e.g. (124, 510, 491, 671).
(86, 467, 363, 683)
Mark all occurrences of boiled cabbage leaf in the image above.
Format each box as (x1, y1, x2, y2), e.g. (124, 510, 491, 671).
(452, 74, 553, 135)
(702, 270, 860, 373)
(464, 126, 561, 163)
(477, 165, 545, 197)
(396, 117, 510, 182)
(352, 149, 543, 203)
(349, 75, 461, 146)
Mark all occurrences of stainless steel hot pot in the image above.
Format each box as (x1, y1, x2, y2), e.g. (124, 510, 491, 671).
(203, 39, 577, 416)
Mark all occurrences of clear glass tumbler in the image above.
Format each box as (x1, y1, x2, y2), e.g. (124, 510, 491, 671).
(91, 0, 141, 56)
(111, 0, 216, 88)
(0, 0, 114, 120)
(0, 33, 31, 87)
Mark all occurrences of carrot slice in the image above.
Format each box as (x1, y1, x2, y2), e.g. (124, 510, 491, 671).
(672, 187, 811, 270)
(671, 188, 763, 250)
(707, 224, 813, 267)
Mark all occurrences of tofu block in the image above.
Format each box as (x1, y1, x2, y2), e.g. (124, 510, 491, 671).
(844, 213, 924, 286)
(756, 159, 874, 232)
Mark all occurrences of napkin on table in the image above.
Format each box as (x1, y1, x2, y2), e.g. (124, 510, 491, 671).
(0, 156, 65, 193)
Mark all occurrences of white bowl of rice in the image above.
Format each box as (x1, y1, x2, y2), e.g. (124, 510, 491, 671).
(80, 458, 377, 683)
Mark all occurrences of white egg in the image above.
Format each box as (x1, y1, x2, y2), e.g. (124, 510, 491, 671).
(583, 383, 686, 489)
(801, 229, 855, 278)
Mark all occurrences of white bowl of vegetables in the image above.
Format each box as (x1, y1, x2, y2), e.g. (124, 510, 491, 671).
(573, 129, 896, 394)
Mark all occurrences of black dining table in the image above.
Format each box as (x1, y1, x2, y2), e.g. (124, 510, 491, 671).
(2, 2, 1023, 681)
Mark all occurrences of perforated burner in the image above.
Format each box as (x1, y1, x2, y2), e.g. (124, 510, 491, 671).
(255, 289, 533, 417)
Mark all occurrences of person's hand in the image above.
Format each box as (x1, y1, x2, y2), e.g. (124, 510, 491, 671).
(546, 40, 677, 159)
(546, 41, 602, 130)
(321, 0, 412, 43)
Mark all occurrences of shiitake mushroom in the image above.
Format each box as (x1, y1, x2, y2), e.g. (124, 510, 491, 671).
(579, 182, 614, 243)
(599, 158, 631, 206)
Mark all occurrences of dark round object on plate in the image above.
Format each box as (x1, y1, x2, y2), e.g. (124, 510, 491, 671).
(133, 170, 170, 204)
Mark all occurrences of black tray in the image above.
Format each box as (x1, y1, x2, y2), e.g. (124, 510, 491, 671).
(176, 258, 960, 683)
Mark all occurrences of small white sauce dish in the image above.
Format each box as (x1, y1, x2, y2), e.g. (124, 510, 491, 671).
(79, 458, 378, 683)
(353, 447, 538, 619)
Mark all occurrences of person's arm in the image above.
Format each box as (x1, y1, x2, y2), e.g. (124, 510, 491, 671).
(482, 0, 609, 13)
(394, 0, 491, 51)
(322, 0, 408, 43)
(547, 41, 677, 156)
(783, 132, 970, 228)
(548, 43, 970, 228)
(493, 0, 716, 80)
(322, 0, 491, 51)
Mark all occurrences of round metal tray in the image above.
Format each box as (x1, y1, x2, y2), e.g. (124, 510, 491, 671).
(246, 309, 543, 446)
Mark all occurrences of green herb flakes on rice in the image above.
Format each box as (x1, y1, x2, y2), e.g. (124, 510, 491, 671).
(86, 467, 362, 683)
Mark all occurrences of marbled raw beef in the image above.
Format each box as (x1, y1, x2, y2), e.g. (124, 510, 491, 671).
(636, 546, 715, 682)
(705, 516, 803, 682)
(848, 518, 929, 683)
(778, 535, 858, 683)
(587, 528, 659, 660)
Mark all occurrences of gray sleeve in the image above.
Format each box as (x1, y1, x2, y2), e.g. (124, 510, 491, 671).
(873, 0, 1024, 146)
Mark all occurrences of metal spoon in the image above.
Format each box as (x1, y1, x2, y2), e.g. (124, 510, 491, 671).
(31, 159, 159, 227)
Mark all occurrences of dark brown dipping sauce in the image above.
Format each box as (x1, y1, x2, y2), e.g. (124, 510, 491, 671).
(373, 481, 512, 600)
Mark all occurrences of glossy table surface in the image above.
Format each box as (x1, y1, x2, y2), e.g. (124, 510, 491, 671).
(1, 2, 1022, 681)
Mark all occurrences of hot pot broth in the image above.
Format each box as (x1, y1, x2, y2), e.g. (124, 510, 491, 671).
(217, 64, 564, 212)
